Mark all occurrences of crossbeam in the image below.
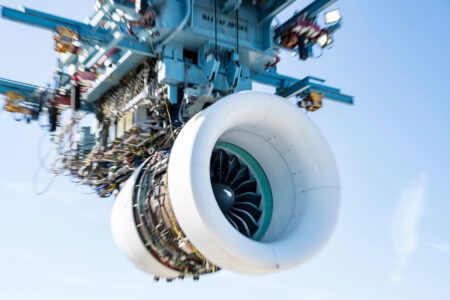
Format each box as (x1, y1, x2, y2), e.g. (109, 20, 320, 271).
(0, 6, 154, 56)
(0, 78, 45, 97)
(252, 71, 353, 104)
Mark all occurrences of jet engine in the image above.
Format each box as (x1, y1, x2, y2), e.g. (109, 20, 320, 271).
(0, 0, 353, 282)
(111, 92, 340, 280)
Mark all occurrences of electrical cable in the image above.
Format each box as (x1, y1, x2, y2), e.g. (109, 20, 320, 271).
(32, 163, 57, 195)
(214, 0, 218, 57)
(26, 58, 178, 198)
(163, 97, 175, 140)
(236, 8, 239, 54)
(156, 0, 191, 50)
(37, 131, 54, 173)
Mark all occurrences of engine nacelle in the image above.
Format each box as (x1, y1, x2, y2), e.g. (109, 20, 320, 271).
(111, 92, 340, 279)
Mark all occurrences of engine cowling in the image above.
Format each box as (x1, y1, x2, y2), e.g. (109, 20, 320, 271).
(111, 91, 340, 279)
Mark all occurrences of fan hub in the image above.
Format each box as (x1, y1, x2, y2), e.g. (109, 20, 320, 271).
(212, 183, 235, 213)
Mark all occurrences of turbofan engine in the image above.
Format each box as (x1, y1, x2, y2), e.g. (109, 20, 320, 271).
(111, 92, 340, 280)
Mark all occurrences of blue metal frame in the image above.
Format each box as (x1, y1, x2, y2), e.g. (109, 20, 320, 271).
(0, 78, 45, 98)
(1, 6, 154, 56)
(0, 0, 353, 110)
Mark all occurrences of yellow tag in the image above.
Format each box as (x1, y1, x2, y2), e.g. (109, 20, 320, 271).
(56, 26, 79, 40)
(5, 92, 24, 101)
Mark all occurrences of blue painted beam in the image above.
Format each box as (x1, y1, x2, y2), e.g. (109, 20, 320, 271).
(251, 70, 297, 88)
(276, 76, 353, 104)
(0, 78, 44, 97)
(82, 32, 125, 69)
(0, 6, 154, 56)
(1, 6, 109, 43)
(84, 51, 145, 103)
(308, 83, 353, 104)
(252, 71, 353, 104)
(0, 77, 95, 113)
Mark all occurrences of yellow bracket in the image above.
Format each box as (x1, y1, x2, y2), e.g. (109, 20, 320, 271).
(56, 26, 79, 40)
(5, 91, 25, 102)
(3, 102, 32, 115)
(299, 91, 324, 112)
(53, 26, 79, 53)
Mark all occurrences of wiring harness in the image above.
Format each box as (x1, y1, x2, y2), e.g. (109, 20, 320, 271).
(133, 152, 219, 279)
(44, 58, 178, 197)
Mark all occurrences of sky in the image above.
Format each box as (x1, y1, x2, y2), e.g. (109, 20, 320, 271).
(0, 0, 449, 299)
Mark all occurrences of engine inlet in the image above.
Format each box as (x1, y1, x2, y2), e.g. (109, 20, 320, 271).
(210, 142, 273, 240)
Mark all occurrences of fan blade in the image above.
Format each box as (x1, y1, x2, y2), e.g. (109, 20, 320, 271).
(224, 156, 240, 184)
(227, 210, 252, 237)
(233, 202, 262, 222)
(210, 165, 216, 181)
(211, 152, 221, 182)
(225, 214, 240, 232)
(234, 179, 257, 194)
(235, 192, 261, 207)
(230, 207, 259, 236)
(230, 167, 250, 188)
(219, 150, 229, 182)
(211, 152, 219, 169)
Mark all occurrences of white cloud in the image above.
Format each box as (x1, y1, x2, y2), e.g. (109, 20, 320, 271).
(430, 242, 450, 253)
(389, 270, 403, 284)
(390, 174, 427, 284)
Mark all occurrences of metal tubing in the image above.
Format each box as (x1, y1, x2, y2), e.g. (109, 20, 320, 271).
(157, 0, 191, 50)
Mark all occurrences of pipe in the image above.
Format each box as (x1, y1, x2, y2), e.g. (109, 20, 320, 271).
(156, 0, 191, 50)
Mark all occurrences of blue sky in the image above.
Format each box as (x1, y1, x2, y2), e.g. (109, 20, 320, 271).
(0, 0, 449, 299)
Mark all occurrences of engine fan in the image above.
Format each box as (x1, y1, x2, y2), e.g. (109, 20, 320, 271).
(111, 91, 340, 279)
(210, 142, 273, 240)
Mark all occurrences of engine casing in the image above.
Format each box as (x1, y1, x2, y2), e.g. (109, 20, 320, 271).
(111, 92, 340, 279)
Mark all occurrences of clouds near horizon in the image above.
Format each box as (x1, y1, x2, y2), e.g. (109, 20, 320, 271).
(390, 174, 427, 284)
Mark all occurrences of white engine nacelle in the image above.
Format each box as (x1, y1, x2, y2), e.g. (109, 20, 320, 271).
(111, 92, 340, 279)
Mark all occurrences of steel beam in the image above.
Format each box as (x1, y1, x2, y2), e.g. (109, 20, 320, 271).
(252, 71, 353, 104)
(277, 76, 353, 104)
(0, 78, 44, 97)
(0, 6, 154, 56)
(84, 51, 145, 102)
